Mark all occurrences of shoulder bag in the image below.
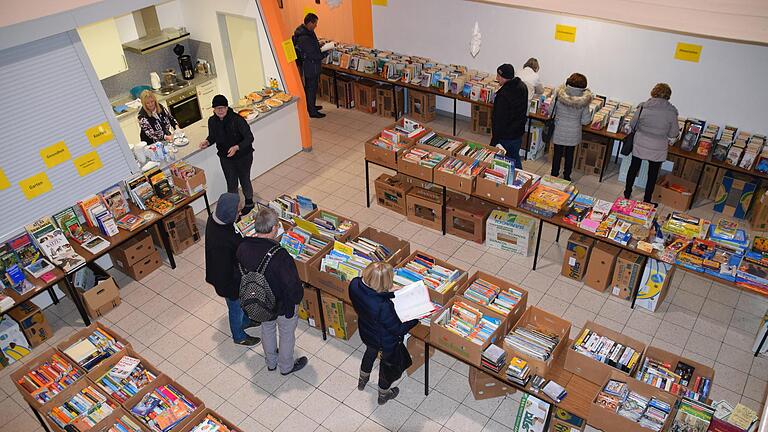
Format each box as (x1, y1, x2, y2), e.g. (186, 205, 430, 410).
(620, 104, 644, 156)
(542, 99, 558, 144)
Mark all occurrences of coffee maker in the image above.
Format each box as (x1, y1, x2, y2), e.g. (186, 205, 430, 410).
(173, 44, 195, 80)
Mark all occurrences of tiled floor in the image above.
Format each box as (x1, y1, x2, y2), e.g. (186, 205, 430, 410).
(1, 105, 766, 432)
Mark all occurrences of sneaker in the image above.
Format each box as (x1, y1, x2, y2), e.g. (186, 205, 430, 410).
(280, 356, 308, 376)
(309, 112, 326, 118)
(377, 387, 399, 405)
(234, 336, 261, 346)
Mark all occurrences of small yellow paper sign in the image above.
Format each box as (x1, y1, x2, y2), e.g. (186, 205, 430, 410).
(40, 141, 71, 168)
(304, 7, 317, 16)
(372, 0, 388, 6)
(74, 151, 103, 177)
(19, 172, 52, 200)
(555, 24, 577, 43)
(282, 39, 297, 63)
(0, 169, 9, 190)
(293, 216, 321, 236)
(674, 43, 702, 63)
(85, 122, 114, 147)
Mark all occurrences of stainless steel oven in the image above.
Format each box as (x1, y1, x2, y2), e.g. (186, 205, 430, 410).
(167, 87, 202, 128)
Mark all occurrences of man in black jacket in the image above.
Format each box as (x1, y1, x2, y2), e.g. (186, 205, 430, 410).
(293, 13, 327, 118)
(204, 193, 259, 346)
(199, 94, 256, 215)
(491, 63, 528, 171)
(236, 207, 307, 376)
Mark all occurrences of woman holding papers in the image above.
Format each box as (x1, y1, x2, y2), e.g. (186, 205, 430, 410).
(349, 262, 419, 406)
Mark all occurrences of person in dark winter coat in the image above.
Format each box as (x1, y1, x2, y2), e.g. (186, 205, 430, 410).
(204, 193, 260, 346)
(491, 63, 528, 171)
(293, 13, 330, 118)
(236, 207, 307, 376)
(199, 95, 255, 215)
(349, 262, 418, 405)
(550, 73, 593, 181)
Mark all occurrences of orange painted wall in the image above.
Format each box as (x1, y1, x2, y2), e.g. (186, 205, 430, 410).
(278, 0, 372, 46)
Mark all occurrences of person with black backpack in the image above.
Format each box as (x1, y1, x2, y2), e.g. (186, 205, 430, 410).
(236, 206, 307, 375)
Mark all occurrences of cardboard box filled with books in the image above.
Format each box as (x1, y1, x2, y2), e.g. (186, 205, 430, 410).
(430, 297, 507, 366)
(8, 300, 52, 347)
(11, 347, 86, 409)
(394, 251, 468, 306)
(374, 173, 412, 215)
(455, 271, 528, 335)
(485, 210, 537, 256)
(654, 174, 696, 211)
(364, 118, 429, 169)
(445, 193, 497, 243)
(123, 374, 205, 432)
(398, 148, 446, 183)
(475, 167, 534, 208)
(170, 163, 206, 196)
(279, 228, 334, 283)
(178, 408, 244, 432)
(301, 209, 360, 242)
(321, 292, 358, 340)
(309, 227, 410, 303)
(503, 306, 571, 377)
(637, 345, 715, 404)
(565, 321, 646, 385)
(43, 373, 121, 432)
(406, 186, 444, 231)
(432, 158, 484, 195)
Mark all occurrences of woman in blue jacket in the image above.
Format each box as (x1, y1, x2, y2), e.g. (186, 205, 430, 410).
(348, 262, 418, 405)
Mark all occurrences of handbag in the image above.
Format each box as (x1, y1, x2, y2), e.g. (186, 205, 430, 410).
(541, 99, 558, 143)
(620, 104, 644, 156)
(379, 342, 413, 384)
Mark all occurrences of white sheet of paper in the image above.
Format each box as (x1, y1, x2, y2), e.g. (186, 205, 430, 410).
(392, 280, 435, 322)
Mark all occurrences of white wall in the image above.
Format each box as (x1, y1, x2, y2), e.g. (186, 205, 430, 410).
(372, 0, 768, 134)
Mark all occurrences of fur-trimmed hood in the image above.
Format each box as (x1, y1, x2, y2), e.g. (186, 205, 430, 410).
(556, 84, 593, 108)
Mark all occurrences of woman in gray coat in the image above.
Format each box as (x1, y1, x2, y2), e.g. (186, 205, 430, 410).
(550, 73, 593, 181)
(624, 83, 679, 203)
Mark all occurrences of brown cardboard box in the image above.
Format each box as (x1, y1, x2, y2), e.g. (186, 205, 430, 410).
(309, 209, 360, 241)
(171, 167, 206, 196)
(503, 306, 571, 377)
(471, 104, 493, 135)
(406, 333, 434, 376)
(654, 174, 696, 211)
(376, 84, 404, 118)
(85, 347, 163, 385)
(408, 90, 436, 122)
(365, 134, 410, 170)
(318, 72, 333, 102)
(455, 142, 503, 165)
(115, 248, 162, 281)
(109, 231, 154, 269)
(610, 251, 646, 301)
(433, 160, 483, 195)
(57, 323, 132, 371)
(178, 408, 244, 432)
(474, 168, 533, 207)
(92, 406, 152, 432)
(398, 150, 442, 183)
(455, 271, 528, 335)
(468, 366, 515, 400)
(375, 173, 413, 215)
(561, 233, 594, 281)
(589, 370, 677, 432)
(321, 292, 358, 340)
(283, 231, 333, 283)
(430, 297, 507, 366)
(78, 263, 121, 319)
(298, 285, 323, 329)
(396, 250, 468, 306)
(406, 186, 444, 231)
(749, 188, 768, 231)
(576, 141, 605, 176)
(8, 301, 52, 347)
(336, 76, 355, 109)
(11, 348, 87, 409)
(160, 206, 201, 254)
(583, 242, 620, 292)
(122, 375, 204, 428)
(445, 193, 497, 243)
(548, 408, 586, 432)
(564, 321, 646, 385)
(43, 377, 121, 432)
(354, 79, 378, 114)
(641, 345, 716, 403)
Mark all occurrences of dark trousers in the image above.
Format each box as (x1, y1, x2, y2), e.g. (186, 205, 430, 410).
(361, 345, 393, 390)
(219, 153, 254, 205)
(496, 137, 524, 171)
(551, 144, 575, 179)
(624, 156, 662, 202)
(304, 73, 319, 114)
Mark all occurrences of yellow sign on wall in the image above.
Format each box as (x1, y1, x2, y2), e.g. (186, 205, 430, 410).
(0, 169, 9, 190)
(674, 43, 702, 63)
(555, 24, 577, 43)
(282, 39, 297, 63)
(19, 172, 52, 200)
(85, 122, 114, 147)
(74, 151, 103, 177)
(372, 0, 388, 5)
(40, 141, 71, 168)
(303, 7, 317, 16)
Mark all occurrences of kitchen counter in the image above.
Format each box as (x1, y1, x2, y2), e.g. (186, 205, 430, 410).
(110, 73, 217, 121)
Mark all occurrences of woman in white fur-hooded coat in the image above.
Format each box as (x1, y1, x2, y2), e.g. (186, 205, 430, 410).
(550, 73, 593, 180)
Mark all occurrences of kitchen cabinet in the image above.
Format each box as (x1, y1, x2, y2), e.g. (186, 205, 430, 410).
(119, 114, 141, 146)
(76, 18, 128, 80)
(196, 79, 217, 120)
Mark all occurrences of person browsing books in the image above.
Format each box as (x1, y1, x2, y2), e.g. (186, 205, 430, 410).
(491, 63, 528, 171)
(204, 193, 260, 346)
(348, 262, 418, 405)
(199, 95, 256, 216)
(293, 13, 333, 118)
(550, 73, 594, 181)
(517, 58, 544, 100)
(236, 207, 307, 376)
(624, 83, 679, 205)
(137, 90, 178, 144)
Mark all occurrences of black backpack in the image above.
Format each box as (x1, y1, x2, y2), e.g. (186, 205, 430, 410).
(239, 245, 281, 323)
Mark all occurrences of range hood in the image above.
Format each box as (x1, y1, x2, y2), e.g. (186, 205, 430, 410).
(122, 6, 189, 54)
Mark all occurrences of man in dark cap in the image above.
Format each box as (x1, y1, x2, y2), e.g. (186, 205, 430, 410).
(491, 63, 528, 171)
(200, 95, 256, 215)
(204, 192, 260, 346)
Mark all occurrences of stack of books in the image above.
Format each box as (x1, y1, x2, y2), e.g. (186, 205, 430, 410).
(563, 194, 595, 226)
(320, 241, 374, 282)
(344, 236, 392, 262)
(579, 199, 612, 232)
(16, 353, 83, 404)
(25, 217, 85, 273)
(506, 356, 531, 386)
(635, 357, 711, 402)
(572, 328, 641, 373)
(393, 254, 464, 294)
(436, 157, 483, 179)
(188, 413, 235, 432)
(280, 228, 329, 262)
(481, 344, 505, 373)
(101, 414, 144, 432)
(95, 355, 157, 404)
(521, 185, 572, 217)
(130, 384, 197, 432)
(435, 301, 500, 345)
(418, 132, 464, 154)
(504, 324, 560, 361)
(611, 198, 656, 227)
(62, 328, 126, 371)
(47, 385, 115, 430)
(462, 278, 523, 316)
(401, 148, 446, 168)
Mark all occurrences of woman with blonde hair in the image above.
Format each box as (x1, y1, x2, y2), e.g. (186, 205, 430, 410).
(137, 90, 178, 143)
(348, 262, 418, 405)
